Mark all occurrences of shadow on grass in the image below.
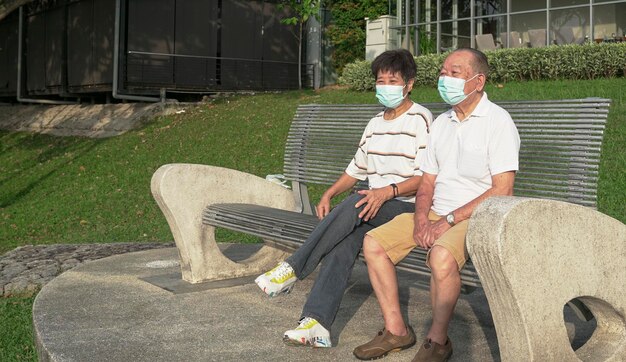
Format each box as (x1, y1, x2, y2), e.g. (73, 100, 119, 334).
(0, 132, 103, 208)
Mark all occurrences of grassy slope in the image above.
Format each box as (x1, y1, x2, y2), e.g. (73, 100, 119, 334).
(0, 78, 624, 361)
(1, 78, 624, 255)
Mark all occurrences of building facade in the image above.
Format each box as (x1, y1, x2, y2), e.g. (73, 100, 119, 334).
(0, 0, 314, 102)
(389, 0, 626, 54)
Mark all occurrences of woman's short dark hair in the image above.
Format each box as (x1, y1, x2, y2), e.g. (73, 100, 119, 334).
(371, 49, 417, 82)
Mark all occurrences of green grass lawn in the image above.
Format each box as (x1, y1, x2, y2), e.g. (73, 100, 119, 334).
(0, 78, 625, 360)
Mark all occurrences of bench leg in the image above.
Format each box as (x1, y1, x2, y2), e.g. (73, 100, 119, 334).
(467, 197, 626, 361)
(151, 163, 294, 283)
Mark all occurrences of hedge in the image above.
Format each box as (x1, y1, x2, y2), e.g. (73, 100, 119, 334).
(338, 42, 626, 90)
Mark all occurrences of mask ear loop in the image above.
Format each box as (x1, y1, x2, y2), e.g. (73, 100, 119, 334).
(465, 73, 482, 98)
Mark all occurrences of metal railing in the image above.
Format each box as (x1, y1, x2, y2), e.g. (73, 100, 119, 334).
(124, 51, 314, 91)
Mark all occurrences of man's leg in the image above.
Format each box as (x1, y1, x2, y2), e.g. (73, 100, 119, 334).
(426, 246, 461, 345)
(353, 213, 418, 360)
(363, 235, 407, 336)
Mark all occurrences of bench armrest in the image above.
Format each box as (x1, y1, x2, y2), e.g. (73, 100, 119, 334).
(467, 196, 626, 361)
(151, 163, 296, 282)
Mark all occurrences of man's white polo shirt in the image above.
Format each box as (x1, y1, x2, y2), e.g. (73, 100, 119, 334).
(421, 93, 520, 216)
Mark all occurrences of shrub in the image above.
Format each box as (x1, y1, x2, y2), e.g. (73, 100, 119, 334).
(339, 42, 626, 90)
(337, 60, 375, 91)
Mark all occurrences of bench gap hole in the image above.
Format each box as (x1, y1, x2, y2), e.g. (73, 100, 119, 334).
(563, 298, 597, 353)
(215, 228, 264, 262)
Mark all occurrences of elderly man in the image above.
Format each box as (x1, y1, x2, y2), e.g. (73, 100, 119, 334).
(353, 48, 520, 362)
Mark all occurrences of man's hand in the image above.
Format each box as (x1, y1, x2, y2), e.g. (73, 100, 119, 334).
(413, 216, 450, 249)
(355, 187, 393, 221)
(315, 196, 332, 220)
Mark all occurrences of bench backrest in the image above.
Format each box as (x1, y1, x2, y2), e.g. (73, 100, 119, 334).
(283, 98, 611, 211)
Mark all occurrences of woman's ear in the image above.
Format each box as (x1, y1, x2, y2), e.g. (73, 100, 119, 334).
(406, 78, 415, 94)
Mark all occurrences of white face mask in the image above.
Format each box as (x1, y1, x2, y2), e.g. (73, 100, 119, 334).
(375, 84, 406, 109)
(437, 74, 479, 105)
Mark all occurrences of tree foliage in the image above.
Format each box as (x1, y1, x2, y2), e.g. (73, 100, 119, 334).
(324, 0, 388, 75)
(278, 0, 322, 88)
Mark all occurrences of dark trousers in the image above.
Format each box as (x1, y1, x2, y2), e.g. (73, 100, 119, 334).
(285, 193, 414, 330)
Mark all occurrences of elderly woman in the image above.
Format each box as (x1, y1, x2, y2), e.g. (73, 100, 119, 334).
(255, 49, 433, 348)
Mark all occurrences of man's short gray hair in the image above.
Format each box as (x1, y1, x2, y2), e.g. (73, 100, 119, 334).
(452, 48, 490, 77)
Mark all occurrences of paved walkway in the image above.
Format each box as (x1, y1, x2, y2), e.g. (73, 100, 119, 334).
(31, 244, 596, 361)
(0, 242, 172, 297)
(0, 103, 188, 138)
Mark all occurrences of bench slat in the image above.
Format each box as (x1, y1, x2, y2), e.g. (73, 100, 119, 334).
(203, 203, 483, 286)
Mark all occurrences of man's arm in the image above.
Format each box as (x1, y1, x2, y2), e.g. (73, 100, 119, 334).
(355, 174, 423, 221)
(316, 172, 359, 220)
(413, 172, 436, 249)
(419, 171, 516, 248)
(450, 171, 515, 223)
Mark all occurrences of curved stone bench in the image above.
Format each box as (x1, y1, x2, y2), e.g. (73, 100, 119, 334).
(151, 164, 292, 283)
(468, 197, 626, 361)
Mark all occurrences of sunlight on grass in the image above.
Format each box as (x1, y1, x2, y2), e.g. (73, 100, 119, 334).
(0, 79, 624, 255)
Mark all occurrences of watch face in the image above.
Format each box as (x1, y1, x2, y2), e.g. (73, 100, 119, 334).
(446, 214, 454, 225)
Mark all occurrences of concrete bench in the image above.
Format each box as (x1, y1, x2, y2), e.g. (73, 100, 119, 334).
(152, 98, 625, 360)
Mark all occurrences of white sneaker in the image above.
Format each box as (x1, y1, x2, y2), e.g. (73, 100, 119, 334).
(283, 317, 332, 348)
(254, 261, 297, 297)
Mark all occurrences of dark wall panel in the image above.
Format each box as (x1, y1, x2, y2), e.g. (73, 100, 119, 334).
(221, 0, 263, 89)
(45, 5, 64, 89)
(262, 1, 299, 89)
(126, 0, 175, 85)
(92, 0, 114, 85)
(26, 13, 46, 92)
(67, 0, 93, 87)
(67, 0, 114, 90)
(174, 0, 218, 88)
(0, 11, 19, 96)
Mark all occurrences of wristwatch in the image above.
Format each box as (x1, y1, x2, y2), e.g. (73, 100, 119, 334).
(446, 213, 456, 226)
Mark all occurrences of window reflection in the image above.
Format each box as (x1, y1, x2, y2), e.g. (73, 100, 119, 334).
(440, 20, 471, 50)
(593, 3, 626, 41)
(388, 0, 626, 54)
(511, 0, 546, 12)
(550, 8, 589, 45)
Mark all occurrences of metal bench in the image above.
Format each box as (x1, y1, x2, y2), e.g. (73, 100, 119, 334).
(151, 98, 610, 293)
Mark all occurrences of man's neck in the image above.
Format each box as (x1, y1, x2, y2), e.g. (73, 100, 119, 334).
(453, 92, 483, 121)
(383, 98, 413, 120)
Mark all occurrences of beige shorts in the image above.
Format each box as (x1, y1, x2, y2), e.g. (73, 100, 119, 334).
(366, 211, 469, 270)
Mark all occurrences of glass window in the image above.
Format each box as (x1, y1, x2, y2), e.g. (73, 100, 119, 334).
(475, 0, 507, 16)
(593, 3, 626, 42)
(512, 0, 546, 12)
(511, 11, 548, 47)
(550, 8, 590, 45)
(551, 0, 588, 7)
(475, 16, 507, 48)
(418, 0, 437, 24)
(441, 0, 472, 20)
(416, 25, 438, 54)
(440, 19, 471, 51)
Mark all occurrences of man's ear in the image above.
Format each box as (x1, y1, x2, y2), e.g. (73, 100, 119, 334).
(476, 74, 486, 92)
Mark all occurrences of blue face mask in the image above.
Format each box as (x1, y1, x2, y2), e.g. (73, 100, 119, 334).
(437, 74, 479, 105)
(375, 84, 406, 109)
